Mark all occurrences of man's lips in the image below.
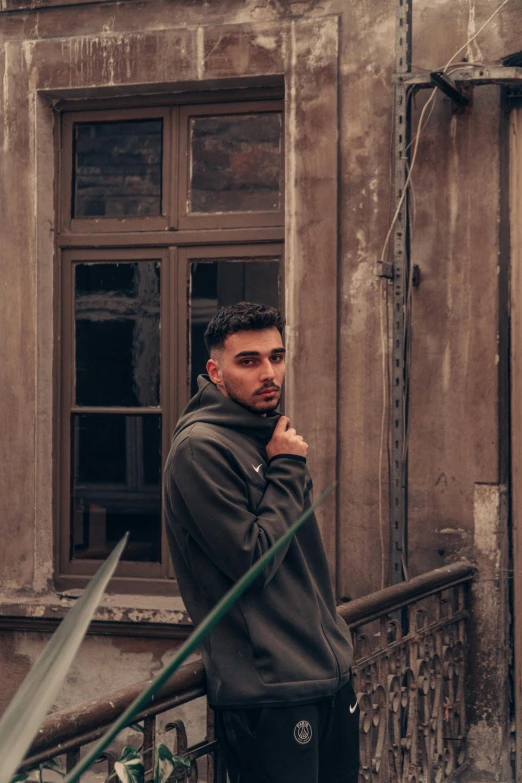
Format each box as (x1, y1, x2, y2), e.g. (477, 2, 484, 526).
(256, 387, 279, 397)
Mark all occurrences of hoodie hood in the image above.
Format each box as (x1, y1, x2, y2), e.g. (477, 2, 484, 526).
(173, 374, 280, 446)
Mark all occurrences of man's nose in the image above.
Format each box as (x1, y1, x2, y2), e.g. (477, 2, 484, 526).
(259, 360, 275, 381)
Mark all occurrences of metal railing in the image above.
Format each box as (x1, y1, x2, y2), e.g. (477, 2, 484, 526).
(20, 561, 475, 782)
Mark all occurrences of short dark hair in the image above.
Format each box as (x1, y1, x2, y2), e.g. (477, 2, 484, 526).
(204, 301, 285, 353)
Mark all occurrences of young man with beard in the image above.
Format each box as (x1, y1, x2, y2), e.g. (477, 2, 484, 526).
(163, 302, 359, 783)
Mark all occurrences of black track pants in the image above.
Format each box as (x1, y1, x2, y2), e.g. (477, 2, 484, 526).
(216, 679, 360, 783)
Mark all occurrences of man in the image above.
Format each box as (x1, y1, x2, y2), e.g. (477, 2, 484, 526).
(163, 302, 359, 783)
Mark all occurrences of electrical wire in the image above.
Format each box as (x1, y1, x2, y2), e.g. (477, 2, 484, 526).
(378, 92, 402, 589)
(405, 91, 436, 156)
(381, 0, 511, 264)
(444, 0, 510, 71)
(377, 0, 511, 586)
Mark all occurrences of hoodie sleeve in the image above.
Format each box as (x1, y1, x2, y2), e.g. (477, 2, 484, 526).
(165, 436, 307, 587)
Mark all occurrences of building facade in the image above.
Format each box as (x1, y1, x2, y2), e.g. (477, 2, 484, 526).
(1, 0, 522, 779)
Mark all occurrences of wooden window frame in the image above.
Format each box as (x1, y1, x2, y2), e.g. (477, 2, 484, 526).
(59, 246, 176, 587)
(55, 95, 285, 595)
(178, 101, 284, 230)
(60, 107, 176, 234)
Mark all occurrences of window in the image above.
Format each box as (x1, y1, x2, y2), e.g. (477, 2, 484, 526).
(57, 95, 284, 591)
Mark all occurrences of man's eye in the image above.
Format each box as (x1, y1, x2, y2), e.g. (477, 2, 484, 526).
(271, 355, 284, 362)
(241, 359, 254, 366)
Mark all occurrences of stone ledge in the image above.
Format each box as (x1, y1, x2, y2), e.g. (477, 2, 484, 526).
(0, 592, 193, 639)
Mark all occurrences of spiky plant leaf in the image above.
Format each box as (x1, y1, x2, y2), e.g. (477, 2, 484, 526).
(0, 534, 128, 783)
(114, 746, 144, 783)
(154, 743, 190, 783)
(63, 487, 333, 782)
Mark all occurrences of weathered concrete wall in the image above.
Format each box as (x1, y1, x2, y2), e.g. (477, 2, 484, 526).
(467, 484, 511, 782)
(337, 0, 515, 594)
(337, 0, 395, 597)
(0, 631, 180, 715)
(408, 84, 502, 578)
(335, 3, 516, 777)
(0, 0, 520, 778)
(0, 628, 207, 775)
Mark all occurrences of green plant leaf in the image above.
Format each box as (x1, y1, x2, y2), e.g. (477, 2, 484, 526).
(113, 746, 144, 783)
(63, 487, 333, 783)
(0, 534, 128, 783)
(154, 743, 190, 783)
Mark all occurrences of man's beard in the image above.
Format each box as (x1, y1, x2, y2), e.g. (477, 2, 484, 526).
(222, 374, 281, 415)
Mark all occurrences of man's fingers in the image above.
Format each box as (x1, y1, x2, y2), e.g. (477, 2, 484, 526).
(267, 416, 308, 459)
(275, 415, 290, 432)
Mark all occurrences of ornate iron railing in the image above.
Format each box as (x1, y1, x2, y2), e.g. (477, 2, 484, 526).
(20, 561, 474, 782)
(348, 564, 472, 783)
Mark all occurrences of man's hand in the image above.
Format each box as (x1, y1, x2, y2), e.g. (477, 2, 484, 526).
(266, 416, 308, 460)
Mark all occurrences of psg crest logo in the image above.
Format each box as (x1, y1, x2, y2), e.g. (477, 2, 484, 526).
(294, 720, 313, 744)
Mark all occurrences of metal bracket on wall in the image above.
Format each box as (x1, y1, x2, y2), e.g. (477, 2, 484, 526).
(430, 71, 470, 106)
(396, 65, 522, 89)
(376, 261, 394, 279)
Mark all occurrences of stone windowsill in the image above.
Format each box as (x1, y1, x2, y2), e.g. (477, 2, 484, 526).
(0, 592, 193, 639)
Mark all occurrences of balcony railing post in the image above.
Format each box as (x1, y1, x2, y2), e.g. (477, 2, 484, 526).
(206, 705, 226, 783)
(143, 715, 156, 783)
(103, 750, 117, 777)
(66, 748, 80, 773)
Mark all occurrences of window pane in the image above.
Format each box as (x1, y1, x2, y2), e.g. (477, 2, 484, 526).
(189, 113, 282, 213)
(190, 259, 280, 395)
(73, 119, 163, 217)
(71, 414, 162, 562)
(75, 262, 160, 407)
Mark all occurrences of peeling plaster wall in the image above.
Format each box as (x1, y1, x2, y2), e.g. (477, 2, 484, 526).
(407, 84, 502, 579)
(0, 0, 520, 778)
(466, 484, 511, 782)
(335, 3, 514, 776)
(0, 630, 207, 769)
(0, 632, 181, 715)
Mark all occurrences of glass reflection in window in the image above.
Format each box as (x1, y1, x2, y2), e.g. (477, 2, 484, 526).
(75, 262, 160, 407)
(189, 113, 282, 213)
(73, 119, 163, 218)
(71, 414, 162, 562)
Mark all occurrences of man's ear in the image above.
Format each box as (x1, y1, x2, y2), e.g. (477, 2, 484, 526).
(206, 357, 222, 386)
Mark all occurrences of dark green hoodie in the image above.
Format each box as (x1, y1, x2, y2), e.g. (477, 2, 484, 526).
(163, 375, 353, 709)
